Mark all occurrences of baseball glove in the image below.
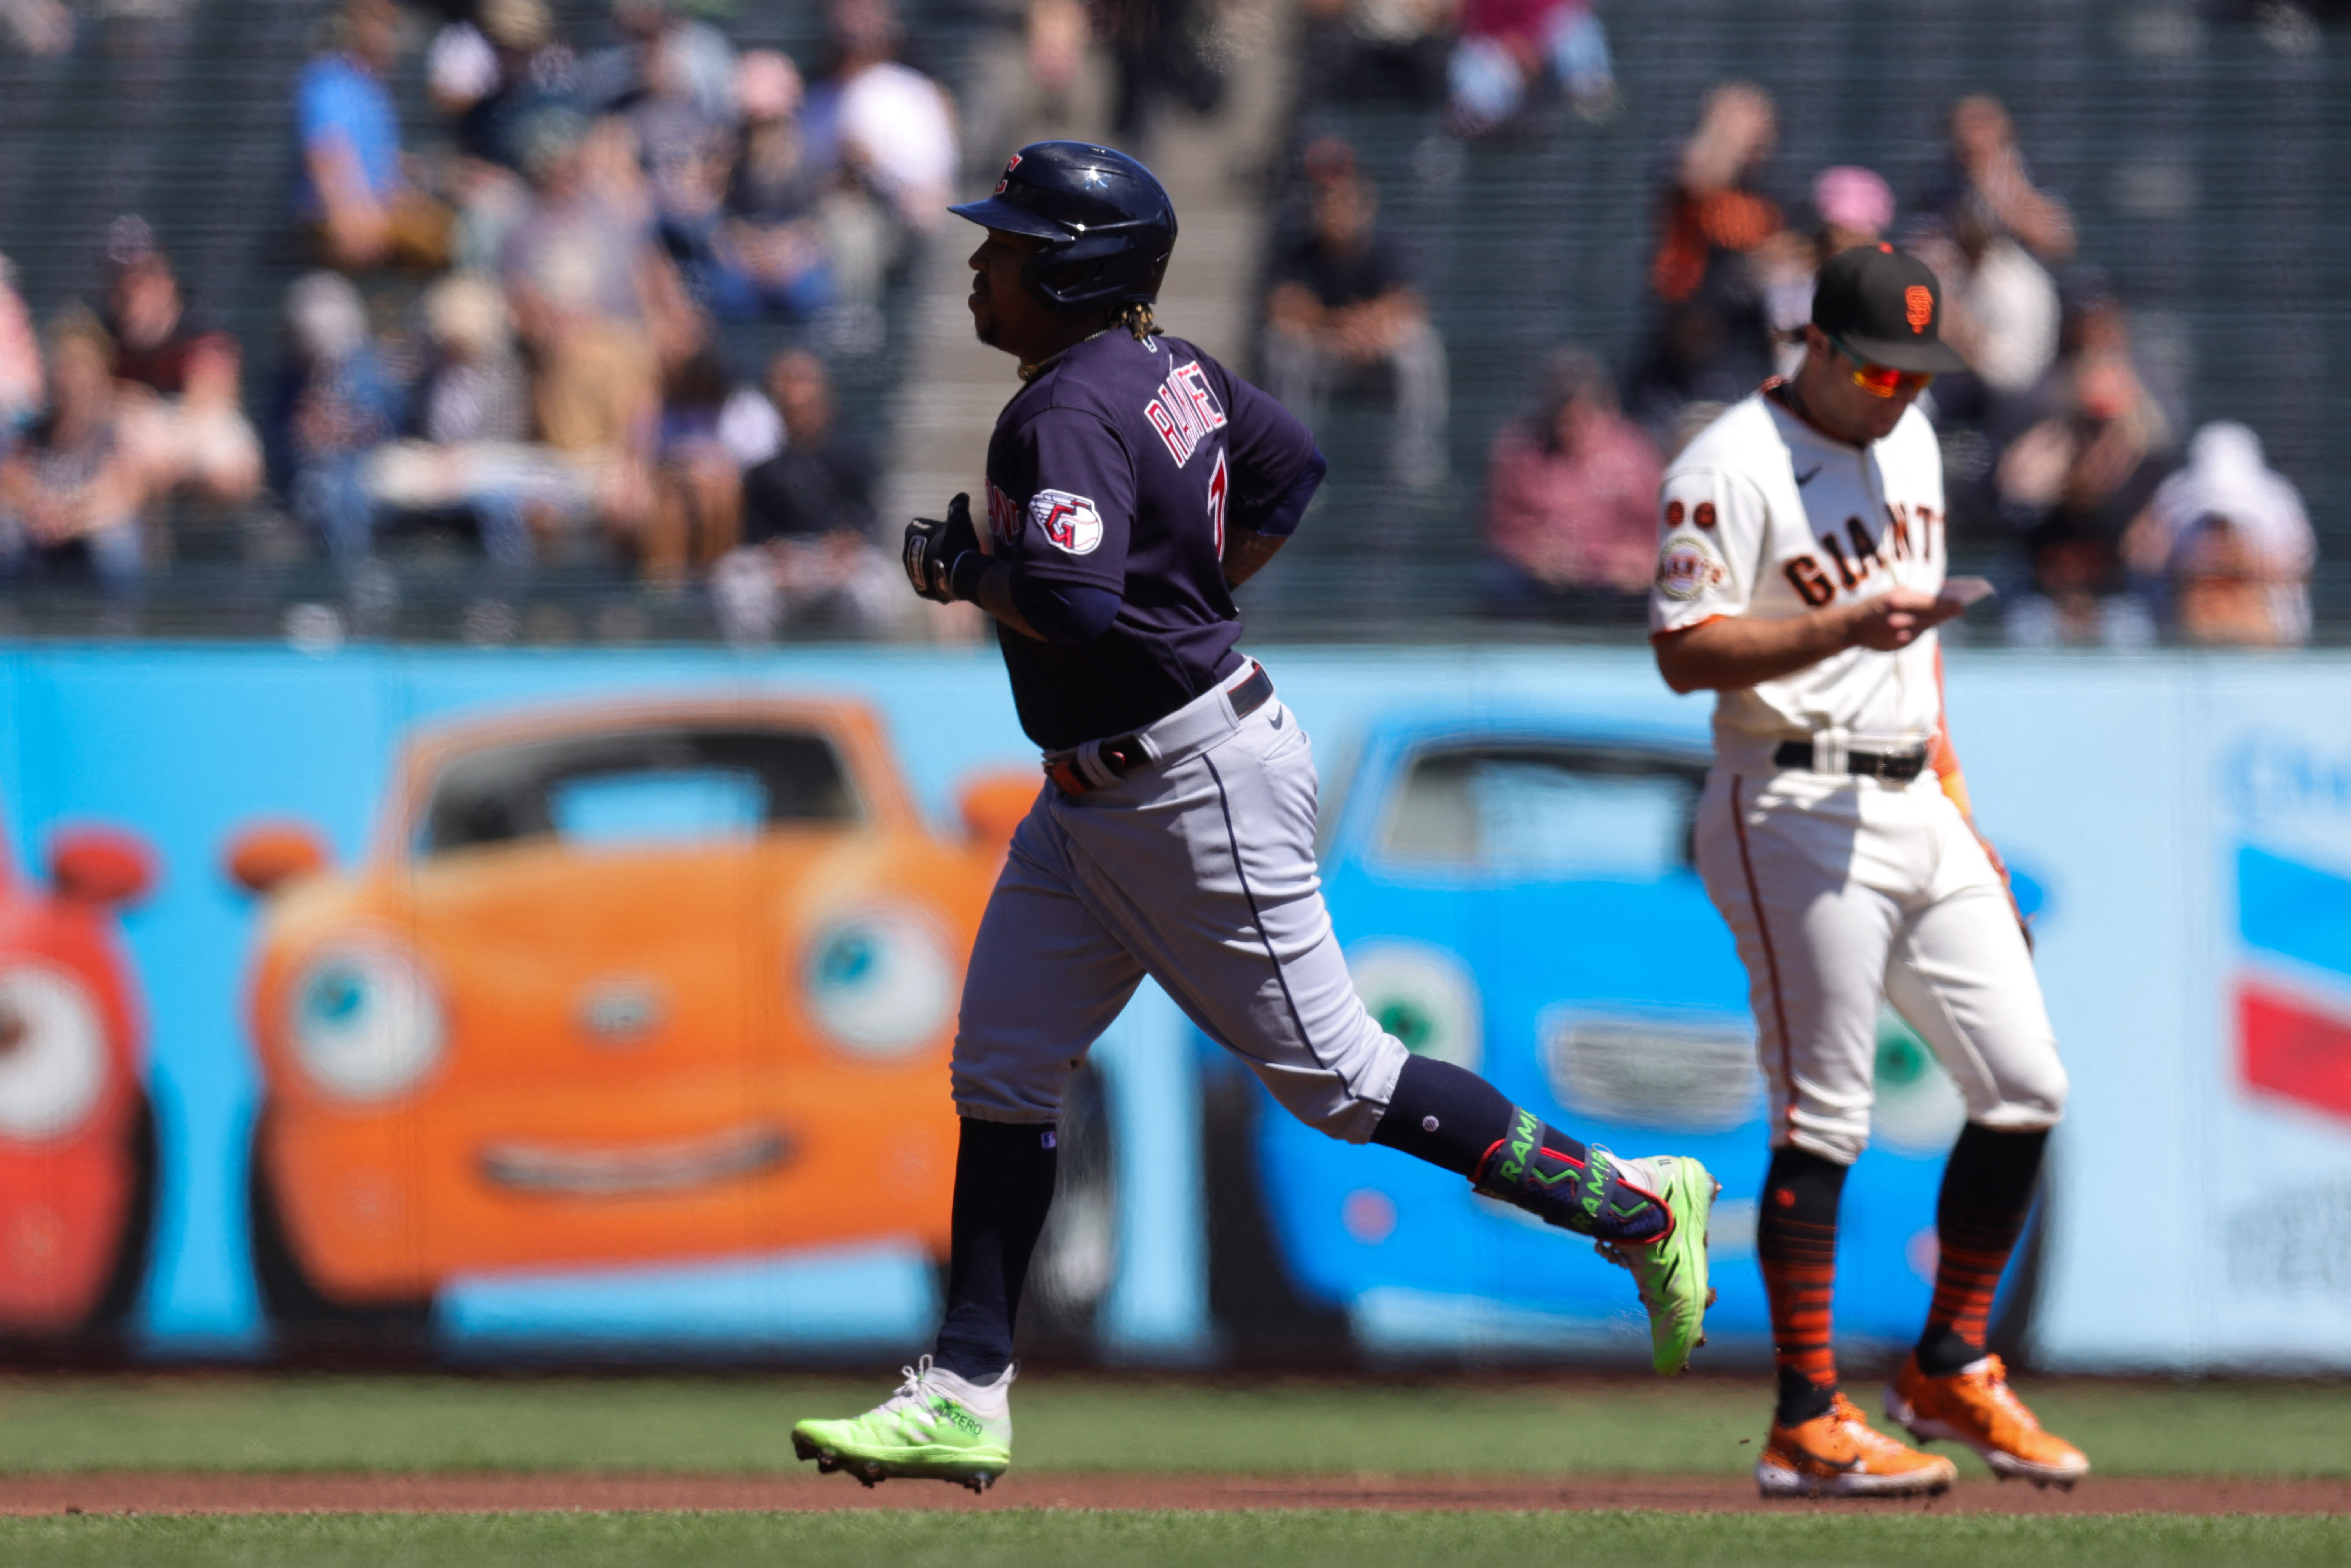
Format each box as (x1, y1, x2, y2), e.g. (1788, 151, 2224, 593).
(904, 493, 980, 603)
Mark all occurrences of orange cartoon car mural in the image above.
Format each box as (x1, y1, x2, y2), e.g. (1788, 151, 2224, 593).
(0, 821, 156, 1336)
(227, 697, 1033, 1327)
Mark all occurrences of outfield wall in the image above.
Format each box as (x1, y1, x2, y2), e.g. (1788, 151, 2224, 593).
(0, 642, 2344, 1374)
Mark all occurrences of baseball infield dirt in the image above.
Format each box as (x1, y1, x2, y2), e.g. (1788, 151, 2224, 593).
(0, 1472, 2342, 1516)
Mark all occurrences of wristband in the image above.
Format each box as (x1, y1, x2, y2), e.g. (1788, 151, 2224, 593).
(948, 551, 989, 603)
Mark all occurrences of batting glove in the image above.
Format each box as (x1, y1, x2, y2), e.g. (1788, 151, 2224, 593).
(904, 493, 984, 603)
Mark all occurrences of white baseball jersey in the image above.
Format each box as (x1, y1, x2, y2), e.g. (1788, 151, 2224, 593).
(1649, 387, 2064, 1164)
(1649, 390, 1948, 769)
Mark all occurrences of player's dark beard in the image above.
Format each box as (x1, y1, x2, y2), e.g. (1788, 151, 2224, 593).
(974, 315, 1000, 348)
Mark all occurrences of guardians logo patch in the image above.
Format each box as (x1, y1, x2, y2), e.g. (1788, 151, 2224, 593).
(1030, 489, 1105, 556)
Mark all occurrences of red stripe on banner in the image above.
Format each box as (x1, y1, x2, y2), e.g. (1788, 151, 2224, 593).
(2240, 980, 2351, 1124)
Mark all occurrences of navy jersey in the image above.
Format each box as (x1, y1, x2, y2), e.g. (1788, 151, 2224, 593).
(982, 330, 1320, 750)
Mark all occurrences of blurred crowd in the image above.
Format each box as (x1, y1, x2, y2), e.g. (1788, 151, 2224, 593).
(0, 0, 2324, 649)
(1466, 81, 2315, 648)
(1298, 0, 1616, 137)
(2, 0, 959, 638)
(0, 222, 262, 593)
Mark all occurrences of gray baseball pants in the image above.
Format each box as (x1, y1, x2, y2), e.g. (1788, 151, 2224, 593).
(952, 663, 1411, 1141)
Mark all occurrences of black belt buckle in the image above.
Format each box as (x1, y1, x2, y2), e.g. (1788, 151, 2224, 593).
(1044, 734, 1144, 795)
(1773, 739, 1927, 782)
(1098, 735, 1143, 777)
(1867, 750, 1926, 782)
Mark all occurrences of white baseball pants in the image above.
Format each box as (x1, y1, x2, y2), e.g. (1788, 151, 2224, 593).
(1692, 766, 2068, 1165)
(952, 673, 1410, 1141)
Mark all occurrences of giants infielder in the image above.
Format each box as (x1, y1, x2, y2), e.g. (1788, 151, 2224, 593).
(1650, 243, 2086, 1497)
(792, 143, 1718, 1492)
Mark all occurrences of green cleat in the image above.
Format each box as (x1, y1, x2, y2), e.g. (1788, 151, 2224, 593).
(1594, 1154, 1720, 1377)
(790, 1356, 1013, 1493)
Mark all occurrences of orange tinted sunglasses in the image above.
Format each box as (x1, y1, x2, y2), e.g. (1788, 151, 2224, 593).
(1829, 334, 1935, 399)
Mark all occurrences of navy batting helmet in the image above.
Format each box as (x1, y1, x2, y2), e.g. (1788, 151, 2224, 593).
(949, 142, 1177, 314)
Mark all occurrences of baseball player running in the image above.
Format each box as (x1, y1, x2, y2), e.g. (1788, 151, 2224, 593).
(1650, 244, 2087, 1498)
(792, 142, 1717, 1492)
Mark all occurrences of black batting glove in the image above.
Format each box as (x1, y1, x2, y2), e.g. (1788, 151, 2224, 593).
(903, 492, 981, 603)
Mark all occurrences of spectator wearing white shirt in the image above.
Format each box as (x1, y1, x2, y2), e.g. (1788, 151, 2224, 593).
(2129, 421, 2315, 647)
(802, 0, 957, 325)
(1916, 196, 2059, 401)
(363, 271, 588, 578)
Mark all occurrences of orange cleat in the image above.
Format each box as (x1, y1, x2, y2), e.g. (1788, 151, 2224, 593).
(1884, 1352, 2089, 1489)
(1755, 1392, 1959, 1498)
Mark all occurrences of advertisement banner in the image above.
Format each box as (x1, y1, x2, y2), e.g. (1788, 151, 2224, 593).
(0, 643, 2344, 1371)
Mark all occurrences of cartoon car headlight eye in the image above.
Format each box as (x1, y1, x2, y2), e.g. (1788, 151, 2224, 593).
(1346, 940, 1482, 1074)
(1869, 1010, 1966, 1154)
(802, 909, 953, 1059)
(0, 965, 107, 1141)
(287, 943, 446, 1101)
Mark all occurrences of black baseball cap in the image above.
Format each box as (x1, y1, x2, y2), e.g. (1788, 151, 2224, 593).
(1810, 244, 1969, 374)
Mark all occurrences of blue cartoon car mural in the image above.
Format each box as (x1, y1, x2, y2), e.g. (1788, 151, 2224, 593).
(1248, 713, 2011, 1360)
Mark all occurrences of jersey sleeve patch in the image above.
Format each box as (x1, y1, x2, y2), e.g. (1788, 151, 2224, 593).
(1655, 531, 1728, 602)
(1649, 464, 1759, 633)
(1029, 489, 1105, 556)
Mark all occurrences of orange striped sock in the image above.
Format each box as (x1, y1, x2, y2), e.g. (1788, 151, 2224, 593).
(1757, 1147, 1847, 1426)
(1916, 1125, 2047, 1376)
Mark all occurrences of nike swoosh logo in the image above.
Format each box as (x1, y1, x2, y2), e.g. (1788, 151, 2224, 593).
(1796, 465, 1823, 487)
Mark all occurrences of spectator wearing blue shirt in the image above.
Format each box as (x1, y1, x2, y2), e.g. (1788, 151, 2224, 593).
(297, 0, 452, 271)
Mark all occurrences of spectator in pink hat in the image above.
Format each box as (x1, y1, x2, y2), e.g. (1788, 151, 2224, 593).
(1765, 165, 1893, 377)
(1813, 166, 1892, 250)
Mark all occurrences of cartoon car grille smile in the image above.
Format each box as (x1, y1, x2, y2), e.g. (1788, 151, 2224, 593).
(479, 1123, 792, 1197)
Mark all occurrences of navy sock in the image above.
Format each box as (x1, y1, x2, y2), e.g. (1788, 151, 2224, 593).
(932, 1118, 1059, 1384)
(1370, 1056, 1661, 1239)
(1370, 1054, 1531, 1175)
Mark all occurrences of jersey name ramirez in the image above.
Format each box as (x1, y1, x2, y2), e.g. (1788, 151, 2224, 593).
(1144, 359, 1228, 467)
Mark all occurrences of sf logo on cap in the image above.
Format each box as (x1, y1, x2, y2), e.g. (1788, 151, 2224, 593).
(1905, 285, 1933, 334)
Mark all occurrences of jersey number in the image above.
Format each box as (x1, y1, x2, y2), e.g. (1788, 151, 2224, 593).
(1207, 449, 1229, 557)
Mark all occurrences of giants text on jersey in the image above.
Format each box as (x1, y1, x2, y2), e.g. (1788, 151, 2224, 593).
(1648, 390, 1949, 768)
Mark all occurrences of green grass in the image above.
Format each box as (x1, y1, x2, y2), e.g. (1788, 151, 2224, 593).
(0, 1374, 2346, 1479)
(3, 1511, 2349, 1568)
